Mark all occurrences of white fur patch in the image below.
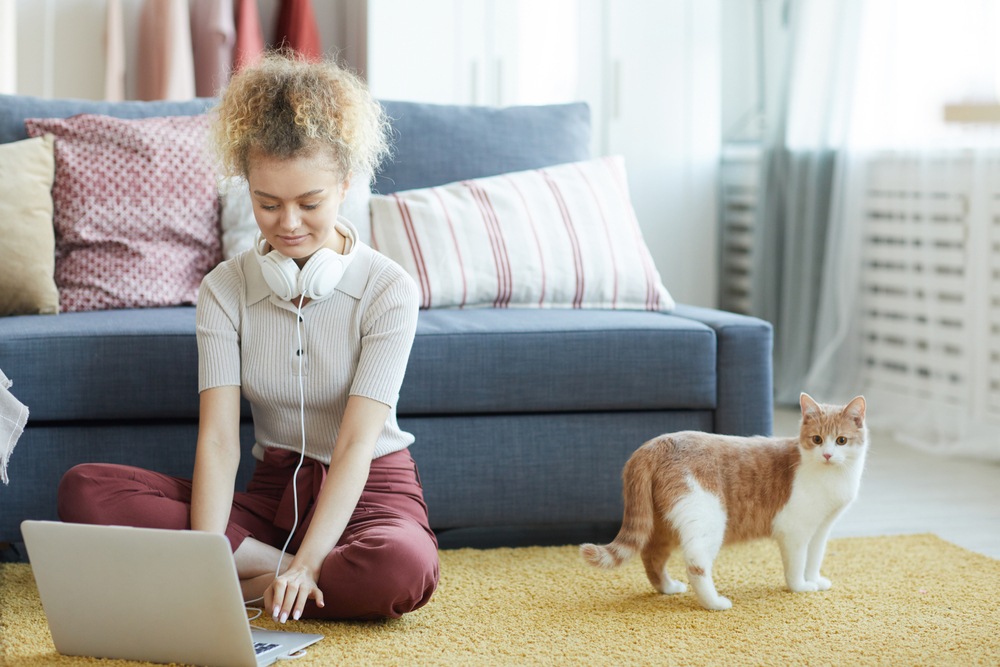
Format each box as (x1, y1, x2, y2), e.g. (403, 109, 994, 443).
(666, 475, 727, 547)
(667, 474, 727, 575)
(775, 443, 866, 537)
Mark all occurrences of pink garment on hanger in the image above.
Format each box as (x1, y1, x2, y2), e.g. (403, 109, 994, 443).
(234, 0, 265, 71)
(190, 0, 235, 97)
(136, 0, 196, 100)
(275, 0, 323, 61)
(104, 0, 125, 101)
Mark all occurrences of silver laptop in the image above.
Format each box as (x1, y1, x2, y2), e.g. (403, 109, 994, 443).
(21, 520, 323, 667)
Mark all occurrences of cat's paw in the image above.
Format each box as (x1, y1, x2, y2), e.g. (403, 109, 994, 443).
(788, 580, 820, 593)
(812, 576, 832, 591)
(658, 580, 687, 595)
(699, 595, 733, 611)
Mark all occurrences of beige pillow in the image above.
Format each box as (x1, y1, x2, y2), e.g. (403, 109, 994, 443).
(0, 134, 59, 316)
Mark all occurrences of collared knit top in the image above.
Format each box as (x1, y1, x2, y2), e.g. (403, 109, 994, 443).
(195, 220, 419, 463)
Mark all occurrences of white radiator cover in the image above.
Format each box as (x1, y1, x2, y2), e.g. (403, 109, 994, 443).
(861, 152, 1000, 427)
(718, 145, 760, 315)
(719, 146, 1000, 429)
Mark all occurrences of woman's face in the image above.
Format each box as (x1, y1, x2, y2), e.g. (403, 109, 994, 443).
(247, 149, 349, 265)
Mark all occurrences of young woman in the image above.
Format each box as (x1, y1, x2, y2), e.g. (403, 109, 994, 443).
(58, 53, 439, 622)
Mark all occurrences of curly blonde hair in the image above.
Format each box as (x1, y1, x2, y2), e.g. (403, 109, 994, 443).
(212, 51, 390, 182)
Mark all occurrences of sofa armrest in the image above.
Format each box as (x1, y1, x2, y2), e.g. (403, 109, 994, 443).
(671, 304, 774, 436)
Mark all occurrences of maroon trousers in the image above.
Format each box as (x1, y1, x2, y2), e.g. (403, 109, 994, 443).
(57, 447, 439, 620)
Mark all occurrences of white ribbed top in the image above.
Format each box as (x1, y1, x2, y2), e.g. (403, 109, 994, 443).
(196, 237, 419, 463)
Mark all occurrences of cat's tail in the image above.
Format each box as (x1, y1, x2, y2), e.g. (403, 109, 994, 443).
(580, 446, 655, 569)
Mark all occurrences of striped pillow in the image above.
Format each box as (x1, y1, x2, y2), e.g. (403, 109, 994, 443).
(369, 156, 674, 311)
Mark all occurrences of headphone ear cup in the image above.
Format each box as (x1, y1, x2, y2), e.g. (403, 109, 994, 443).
(254, 229, 356, 301)
(258, 253, 301, 301)
(298, 249, 348, 300)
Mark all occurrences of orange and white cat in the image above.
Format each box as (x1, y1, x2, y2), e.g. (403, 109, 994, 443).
(581, 393, 867, 611)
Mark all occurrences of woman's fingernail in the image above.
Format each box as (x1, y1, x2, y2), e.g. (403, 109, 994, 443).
(293, 610, 301, 620)
(280, 612, 288, 623)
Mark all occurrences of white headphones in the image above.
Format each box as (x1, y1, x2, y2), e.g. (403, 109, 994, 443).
(254, 222, 357, 301)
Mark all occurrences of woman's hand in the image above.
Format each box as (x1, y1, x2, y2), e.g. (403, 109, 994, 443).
(265, 563, 325, 623)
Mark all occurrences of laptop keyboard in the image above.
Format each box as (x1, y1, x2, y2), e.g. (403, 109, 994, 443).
(254, 642, 280, 655)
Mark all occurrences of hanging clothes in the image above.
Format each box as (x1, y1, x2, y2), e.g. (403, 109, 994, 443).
(274, 0, 323, 61)
(190, 0, 235, 97)
(233, 0, 265, 71)
(136, 0, 196, 100)
(104, 0, 125, 101)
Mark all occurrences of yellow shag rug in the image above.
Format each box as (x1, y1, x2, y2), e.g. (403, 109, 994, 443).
(2, 534, 998, 666)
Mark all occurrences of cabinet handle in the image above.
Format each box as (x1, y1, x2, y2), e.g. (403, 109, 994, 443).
(612, 59, 622, 120)
(495, 58, 503, 107)
(470, 60, 479, 105)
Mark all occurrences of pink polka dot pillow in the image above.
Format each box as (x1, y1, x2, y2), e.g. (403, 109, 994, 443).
(369, 156, 674, 311)
(24, 114, 221, 312)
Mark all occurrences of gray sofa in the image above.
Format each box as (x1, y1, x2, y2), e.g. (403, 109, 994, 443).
(0, 93, 773, 549)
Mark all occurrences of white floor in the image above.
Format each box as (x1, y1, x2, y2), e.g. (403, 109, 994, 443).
(773, 407, 1000, 559)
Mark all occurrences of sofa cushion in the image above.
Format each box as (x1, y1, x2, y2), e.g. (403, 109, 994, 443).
(0, 308, 201, 421)
(25, 114, 222, 313)
(375, 101, 591, 194)
(0, 134, 59, 316)
(370, 156, 674, 312)
(0, 307, 716, 422)
(401, 308, 716, 414)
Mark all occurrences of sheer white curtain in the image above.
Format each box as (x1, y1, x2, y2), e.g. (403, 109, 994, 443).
(804, 0, 1000, 460)
(751, 0, 865, 405)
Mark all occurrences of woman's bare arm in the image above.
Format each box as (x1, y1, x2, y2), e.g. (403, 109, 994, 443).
(190, 386, 243, 534)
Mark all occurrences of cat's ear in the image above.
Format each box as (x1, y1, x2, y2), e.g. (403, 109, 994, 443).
(800, 392, 821, 418)
(843, 396, 866, 428)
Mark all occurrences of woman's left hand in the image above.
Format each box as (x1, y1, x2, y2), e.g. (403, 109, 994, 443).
(265, 563, 325, 623)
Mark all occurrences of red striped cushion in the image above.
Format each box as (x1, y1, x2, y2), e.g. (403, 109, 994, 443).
(370, 156, 674, 311)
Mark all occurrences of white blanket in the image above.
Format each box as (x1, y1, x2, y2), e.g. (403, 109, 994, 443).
(0, 367, 28, 485)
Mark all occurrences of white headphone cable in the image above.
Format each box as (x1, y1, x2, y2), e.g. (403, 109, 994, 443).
(246, 294, 308, 614)
(275, 293, 309, 579)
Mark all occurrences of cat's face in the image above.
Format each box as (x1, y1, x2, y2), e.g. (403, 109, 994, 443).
(797, 393, 867, 466)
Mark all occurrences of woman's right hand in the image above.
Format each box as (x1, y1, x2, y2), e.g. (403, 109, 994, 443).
(265, 561, 326, 623)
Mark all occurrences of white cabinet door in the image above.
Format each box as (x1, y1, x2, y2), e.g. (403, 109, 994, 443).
(366, 0, 482, 104)
(490, 0, 596, 107)
(603, 0, 720, 307)
(366, 0, 721, 307)
(367, 0, 594, 108)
